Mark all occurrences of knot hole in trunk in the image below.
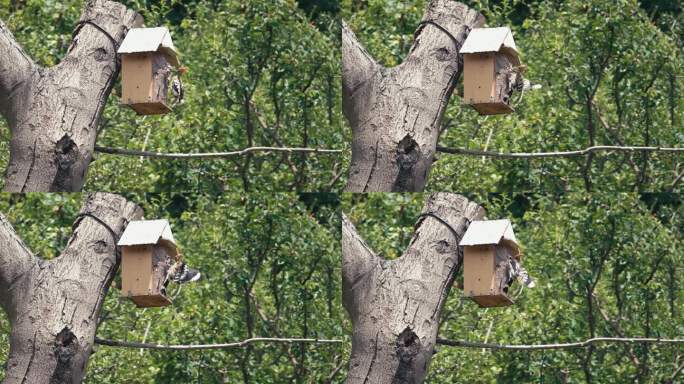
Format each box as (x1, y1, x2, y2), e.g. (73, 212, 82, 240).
(51, 134, 80, 191)
(51, 326, 79, 383)
(394, 327, 422, 383)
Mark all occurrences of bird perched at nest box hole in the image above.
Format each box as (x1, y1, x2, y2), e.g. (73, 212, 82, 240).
(459, 219, 535, 307)
(171, 67, 188, 105)
(168, 260, 201, 284)
(161, 259, 201, 297)
(507, 256, 535, 290)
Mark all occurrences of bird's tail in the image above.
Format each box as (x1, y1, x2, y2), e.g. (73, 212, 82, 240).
(170, 262, 201, 284)
(521, 79, 543, 91)
(516, 266, 536, 288)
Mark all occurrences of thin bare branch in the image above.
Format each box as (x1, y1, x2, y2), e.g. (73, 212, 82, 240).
(436, 145, 684, 159)
(436, 337, 684, 350)
(94, 337, 343, 350)
(94, 145, 683, 160)
(94, 146, 342, 159)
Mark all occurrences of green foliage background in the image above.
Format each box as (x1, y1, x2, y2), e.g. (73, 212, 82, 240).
(0, 192, 346, 383)
(341, 0, 684, 193)
(0, 0, 342, 193)
(343, 192, 683, 382)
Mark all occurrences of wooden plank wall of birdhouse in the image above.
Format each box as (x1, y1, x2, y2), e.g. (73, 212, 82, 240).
(494, 244, 512, 294)
(463, 54, 495, 104)
(121, 54, 153, 105)
(494, 54, 516, 105)
(150, 244, 173, 295)
(151, 53, 172, 105)
(463, 245, 496, 297)
(121, 245, 153, 297)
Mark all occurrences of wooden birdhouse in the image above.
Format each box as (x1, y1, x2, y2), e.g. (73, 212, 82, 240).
(117, 27, 180, 115)
(459, 219, 521, 307)
(460, 27, 521, 115)
(117, 219, 178, 307)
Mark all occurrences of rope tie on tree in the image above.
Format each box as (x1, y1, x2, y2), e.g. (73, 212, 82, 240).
(73, 213, 119, 243)
(416, 212, 465, 239)
(72, 20, 124, 69)
(73, 212, 121, 259)
(72, 20, 120, 51)
(416, 20, 461, 48)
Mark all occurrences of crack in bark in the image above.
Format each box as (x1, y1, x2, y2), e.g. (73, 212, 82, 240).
(362, 330, 381, 384)
(362, 138, 381, 192)
(19, 332, 38, 384)
(19, 137, 38, 193)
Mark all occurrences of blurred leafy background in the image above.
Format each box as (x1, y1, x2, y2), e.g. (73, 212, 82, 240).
(341, 0, 684, 193)
(0, 192, 345, 383)
(0, 0, 342, 193)
(342, 192, 683, 382)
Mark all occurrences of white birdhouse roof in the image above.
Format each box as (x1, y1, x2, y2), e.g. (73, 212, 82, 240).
(117, 27, 179, 67)
(459, 27, 519, 64)
(459, 219, 519, 250)
(118, 219, 176, 247)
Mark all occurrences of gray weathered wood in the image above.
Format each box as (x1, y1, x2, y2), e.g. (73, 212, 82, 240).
(0, 0, 142, 192)
(0, 193, 142, 384)
(342, 193, 484, 383)
(343, 0, 484, 192)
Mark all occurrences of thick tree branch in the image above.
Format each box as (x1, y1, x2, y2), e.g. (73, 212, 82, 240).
(341, 213, 380, 314)
(2, 193, 142, 384)
(343, 0, 484, 192)
(0, 19, 35, 122)
(341, 20, 378, 121)
(2, 0, 141, 192)
(343, 193, 484, 383)
(0, 213, 38, 322)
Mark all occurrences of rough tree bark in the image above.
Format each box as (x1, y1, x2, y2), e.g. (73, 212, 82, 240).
(0, 0, 142, 192)
(0, 193, 142, 384)
(342, 0, 485, 192)
(342, 193, 484, 383)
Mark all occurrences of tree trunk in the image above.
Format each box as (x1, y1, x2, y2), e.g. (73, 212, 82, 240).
(0, 193, 142, 384)
(0, 0, 142, 192)
(342, 193, 484, 383)
(342, 0, 485, 192)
